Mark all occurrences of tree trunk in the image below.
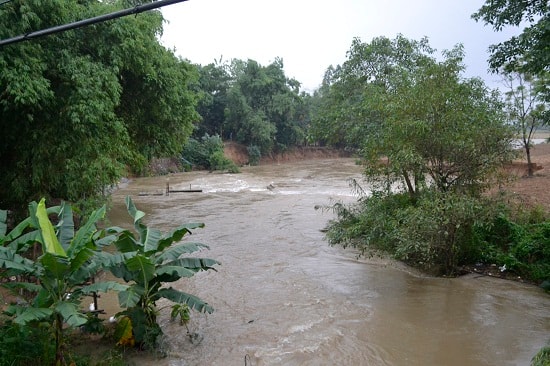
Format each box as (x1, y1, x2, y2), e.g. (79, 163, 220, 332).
(402, 171, 416, 200)
(55, 313, 65, 365)
(526, 145, 534, 177)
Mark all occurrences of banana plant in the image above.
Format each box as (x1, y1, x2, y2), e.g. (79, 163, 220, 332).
(0, 198, 116, 365)
(0, 202, 61, 269)
(86, 196, 220, 347)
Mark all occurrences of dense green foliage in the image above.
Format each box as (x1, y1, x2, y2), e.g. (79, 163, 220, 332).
(182, 134, 239, 172)
(312, 35, 515, 198)
(0, 199, 117, 364)
(477, 211, 550, 282)
(326, 188, 550, 281)
(193, 60, 232, 138)
(318, 35, 526, 277)
(0, 321, 56, 365)
(0, 0, 198, 213)
(531, 345, 550, 366)
(91, 196, 219, 349)
(0, 197, 218, 363)
(472, 0, 549, 76)
(325, 190, 493, 275)
(194, 58, 310, 156)
(247, 145, 262, 166)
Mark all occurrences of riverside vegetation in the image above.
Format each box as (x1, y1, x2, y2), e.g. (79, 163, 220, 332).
(1, 0, 549, 364)
(0, 197, 218, 365)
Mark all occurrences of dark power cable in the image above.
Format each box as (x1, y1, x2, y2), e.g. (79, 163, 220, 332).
(0, 0, 189, 47)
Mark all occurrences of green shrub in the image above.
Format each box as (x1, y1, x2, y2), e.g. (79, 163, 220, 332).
(0, 197, 219, 362)
(0, 321, 55, 366)
(392, 191, 493, 274)
(182, 134, 239, 172)
(247, 145, 261, 166)
(325, 191, 413, 256)
(325, 190, 501, 275)
(209, 150, 239, 173)
(463, 196, 550, 282)
(91, 196, 220, 349)
(531, 345, 550, 366)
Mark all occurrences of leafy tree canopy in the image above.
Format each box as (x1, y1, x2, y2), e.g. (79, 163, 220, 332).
(472, 0, 549, 75)
(320, 35, 525, 277)
(312, 35, 515, 197)
(0, 0, 198, 212)
(195, 57, 307, 155)
(310, 35, 435, 148)
(193, 60, 232, 138)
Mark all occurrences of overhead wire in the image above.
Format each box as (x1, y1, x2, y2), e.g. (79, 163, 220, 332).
(0, 0, 188, 47)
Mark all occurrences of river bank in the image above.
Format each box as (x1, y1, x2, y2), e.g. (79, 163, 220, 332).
(222, 141, 352, 166)
(222, 140, 550, 212)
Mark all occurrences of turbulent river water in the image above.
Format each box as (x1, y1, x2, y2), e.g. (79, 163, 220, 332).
(106, 158, 550, 366)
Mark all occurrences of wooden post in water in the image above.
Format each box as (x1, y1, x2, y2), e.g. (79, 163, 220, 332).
(166, 178, 170, 196)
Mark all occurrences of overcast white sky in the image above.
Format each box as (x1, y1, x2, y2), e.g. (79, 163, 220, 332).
(160, 0, 523, 92)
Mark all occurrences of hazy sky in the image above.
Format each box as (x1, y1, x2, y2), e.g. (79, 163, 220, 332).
(160, 0, 523, 92)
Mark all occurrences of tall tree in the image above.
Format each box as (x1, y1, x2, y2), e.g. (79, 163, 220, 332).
(310, 36, 434, 149)
(194, 61, 231, 138)
(313, 36, 515, 197)
(0, 0, 198, 212)
(372, 45, 514, 197)
(503, 72, 549, 176)
(224, 58, 304, 154)
(472, 0, 549, 75)
(322, 36, 517, 275)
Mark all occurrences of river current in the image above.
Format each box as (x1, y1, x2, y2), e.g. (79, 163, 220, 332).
(107, 158, 549, 366)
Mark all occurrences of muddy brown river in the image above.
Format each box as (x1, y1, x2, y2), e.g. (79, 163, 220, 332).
(107, 158, 549, 366)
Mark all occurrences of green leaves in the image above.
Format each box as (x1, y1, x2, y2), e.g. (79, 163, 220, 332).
(12, 307, 54, 325)
(155, 265, 196, 279)
(156, 242, 209, 263)
(57, 202, 75, 251)
(221, 58, 306, 155)
(55, 302, 88, 328)
(143, 228, 162, 253)
(0, 195, 218, 355)
(68, 204, 106, 258)
(126, 195, 146, 229)
(318, 35, 514, 197)
(36, 198, 66, 257)
(118, 286, 144, 308)
(126, 255, 155, 284)
(40, 252, 69, 279)
(99, 196, 218, 346)
(472, 0, 549, 75)
(81, 281, 129, 295)
(0, 197, 114, 363)
(0, 0, 198, 213)
(0, 210, 7, 238)
(156, 223, 205, 253)
(157, 287, 214, 314)
(320, 35, 519, 277)
(0, 246, 34, 273)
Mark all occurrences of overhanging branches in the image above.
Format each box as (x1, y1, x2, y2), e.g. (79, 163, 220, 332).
(0, 0, 188, 47)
